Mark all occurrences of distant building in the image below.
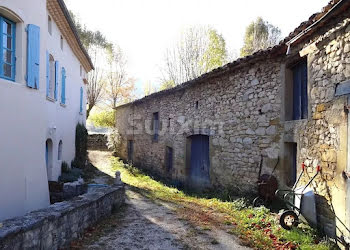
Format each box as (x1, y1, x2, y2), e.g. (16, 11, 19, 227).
(0, 0, 93, 221)
(115, 0, 350, 242)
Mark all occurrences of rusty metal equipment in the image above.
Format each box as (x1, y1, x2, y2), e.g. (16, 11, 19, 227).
(253, 156, 279, 207)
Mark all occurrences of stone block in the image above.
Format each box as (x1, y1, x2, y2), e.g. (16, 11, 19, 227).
(316, 104, 326, 112)
(321, 150, 337, 163)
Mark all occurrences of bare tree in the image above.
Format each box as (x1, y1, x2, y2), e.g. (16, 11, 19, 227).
(86, 46, 106, 118)
(105, 46, 135, 109)
(160, 26, 227, 86)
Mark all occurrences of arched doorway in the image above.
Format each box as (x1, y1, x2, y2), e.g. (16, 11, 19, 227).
(45, 139, 53, 180)
(189, 135, 210, 187)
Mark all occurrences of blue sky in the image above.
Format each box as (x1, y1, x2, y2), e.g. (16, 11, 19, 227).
(65, 0, 329, 98)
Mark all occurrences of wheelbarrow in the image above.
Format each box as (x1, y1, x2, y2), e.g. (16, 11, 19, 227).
(275, 163, 320, 230)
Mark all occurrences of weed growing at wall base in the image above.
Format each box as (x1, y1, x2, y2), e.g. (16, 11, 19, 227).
(111, 157, 338, 250)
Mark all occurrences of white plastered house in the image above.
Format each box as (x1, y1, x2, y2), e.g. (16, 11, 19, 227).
(0, 0, 93, 221)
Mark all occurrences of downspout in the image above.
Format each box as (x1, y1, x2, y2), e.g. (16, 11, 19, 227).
(286, 0, 345, 55)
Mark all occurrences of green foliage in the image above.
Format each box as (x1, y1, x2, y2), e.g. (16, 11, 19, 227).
(69, 11, 112, 51)
(89, 110, 115, 128)
(110, 157, 337, 250)
(58, 168, 83, 183)
(201, 29, 227, 72)
(61, 161, 69, 173)
(161, 26, 228, 86)
(159, 80, 176, 91)
(74, 123, 88, 169)
(240, 17, 281, 57)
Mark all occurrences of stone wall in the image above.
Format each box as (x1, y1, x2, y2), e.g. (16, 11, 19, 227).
(88, 134, 109, 150)
(114, 5, 350, 242)
(0, 185, 125, 250)
(115, 58, 284, 192)
(284, 10, 350, 238)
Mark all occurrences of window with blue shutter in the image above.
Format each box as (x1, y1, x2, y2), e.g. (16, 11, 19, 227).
(80, 87, 83, 113)
(292, 60, 308, 120)
(54, 61, 59, 100)
(61, 67, 66, 104)
(0, 16, 16, 81)
(46, 51, 50, 96)
(26, 24, 40, 88)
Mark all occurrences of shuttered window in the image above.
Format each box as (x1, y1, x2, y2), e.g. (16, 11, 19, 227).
(0, 16, 16, 81)
(54, 61, 59, 100)
(292, 60, 308, 120)
(61, 67, 66, 104)
(26, 24, 40, 88)
(80, 87, 83, 113)
(46, 53, 56, 99)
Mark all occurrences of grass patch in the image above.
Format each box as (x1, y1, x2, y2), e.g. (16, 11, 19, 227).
(111, 157, 337, 250)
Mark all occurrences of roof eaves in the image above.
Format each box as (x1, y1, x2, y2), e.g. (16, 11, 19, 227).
(56, 0, 94, 71)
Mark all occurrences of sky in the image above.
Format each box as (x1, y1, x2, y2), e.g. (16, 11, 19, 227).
(65, 0, 329, 97)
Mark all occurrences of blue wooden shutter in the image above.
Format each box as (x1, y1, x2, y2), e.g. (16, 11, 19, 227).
(46, 51, 50, 96)
(80, 87, 83, 113)
(292, 65, 301, 120)
(300, 62, 308, 119)
(26, 24, 40, 89)
(54, 61, 59, 100)
(61, 67, 66, 104)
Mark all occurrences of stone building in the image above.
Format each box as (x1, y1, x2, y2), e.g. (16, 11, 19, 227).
(115, 0, 350, 241)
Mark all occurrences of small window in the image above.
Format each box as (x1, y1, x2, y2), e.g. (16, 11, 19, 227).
(60, 35, 63, 50)
(0, 16, 16, 81)
(48, 16, 52, 35)
(152, 112, 159, 141)
(195, 101, 199, 109)
(58, 140, 62, 160)
(165, 146, 173, 172)
(79, 87, 83, 113)
(168, 118, 171, 128)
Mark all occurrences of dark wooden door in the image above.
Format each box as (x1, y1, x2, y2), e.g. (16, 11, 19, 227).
(190, 135, 210, 186)
(127, 140, 133, 162)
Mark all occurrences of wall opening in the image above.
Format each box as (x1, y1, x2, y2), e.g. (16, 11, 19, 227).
(152, 112, 159, 142)
(48, 15, 52, 35)
(284, 142, 297, 187)
(165, 146, 173, 173)
(285, 58, 308, 121)
(58, 140, 62, 160)
(189, 135, 210, 187)
(45, 139, 53, 180)
(127, 140, 134, 162)
(60, 35, 63, 50)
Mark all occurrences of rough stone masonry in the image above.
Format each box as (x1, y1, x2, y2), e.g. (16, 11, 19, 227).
(114, 1, 350, 243)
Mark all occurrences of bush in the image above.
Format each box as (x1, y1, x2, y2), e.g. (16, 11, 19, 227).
(89, 110, 115, 128)
(58, 168, 83, 183)
(61, 161, 70, 173)
(74, 123, 88, 169)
